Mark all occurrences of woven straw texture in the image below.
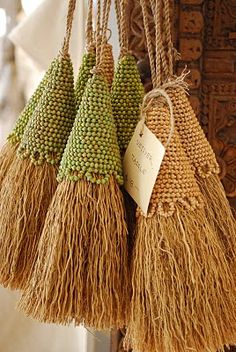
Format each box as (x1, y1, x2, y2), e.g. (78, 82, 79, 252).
(167, 87, 219, 178)
(144, 98, 203, 217)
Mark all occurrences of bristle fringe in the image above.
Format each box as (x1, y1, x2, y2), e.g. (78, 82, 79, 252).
(18, 176, 129, 329)
(0, 157, 57, 290)
(125, 205, 236, 352)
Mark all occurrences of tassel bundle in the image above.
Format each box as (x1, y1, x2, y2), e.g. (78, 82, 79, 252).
(0, 54, 76, 290)
(0, 61, 55, 187)
(167, 86, 236, 262)
(126, 96, 236, 352)
(18, 71, 129, 329)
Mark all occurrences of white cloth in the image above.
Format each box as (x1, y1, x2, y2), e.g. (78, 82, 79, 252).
(9, 0, 86, 74)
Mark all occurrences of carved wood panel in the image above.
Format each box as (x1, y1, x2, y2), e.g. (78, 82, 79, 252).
(111, 0, 236, 351)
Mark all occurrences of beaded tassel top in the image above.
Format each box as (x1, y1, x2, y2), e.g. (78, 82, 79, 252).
(58, 74, 123, 185)
(112, 55, 144, 152)
(7, 60, 56, 146)
(18, 56, 76, 166)
(144, 98, 203, 217)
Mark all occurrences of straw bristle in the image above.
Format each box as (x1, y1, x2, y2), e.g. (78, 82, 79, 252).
(126, 206, 236, 352)
(18, 176, 129, 329)
(0, 142, 18, 187)
(197, 173, 236, 262)
(0, 157, 57, 289)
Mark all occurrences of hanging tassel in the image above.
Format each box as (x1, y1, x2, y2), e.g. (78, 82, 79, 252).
(125, 94, 236, 352)
(0, 0, 80, 290)
(0, 61, 55, 187)
(18, 70, 129, 329)
(0, 54, 76, 290)
(166, 86, 236, 264)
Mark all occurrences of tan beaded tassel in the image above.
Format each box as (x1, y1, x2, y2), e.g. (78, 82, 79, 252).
(126, 1, 236, 351)
(18, 0, 129, 329)
(0, 0, 77, 290)
(160, 0, 236, 273)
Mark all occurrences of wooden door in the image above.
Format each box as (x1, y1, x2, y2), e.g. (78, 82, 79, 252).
(111, 0, 236, 350)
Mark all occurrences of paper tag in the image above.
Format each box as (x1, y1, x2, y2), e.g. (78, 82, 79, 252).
(123, 121, 165, 216)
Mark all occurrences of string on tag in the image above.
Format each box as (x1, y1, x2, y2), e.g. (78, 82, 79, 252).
(140, 88, 174, 149)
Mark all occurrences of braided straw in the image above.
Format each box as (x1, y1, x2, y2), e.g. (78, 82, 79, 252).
(61, 0, 77, 57)
(162, 0, 174, 75)
(139, 0, 156, 87)
(114, 0, 122, 51)
(86, 0, 95, 52)
(95, 0, 112, 73)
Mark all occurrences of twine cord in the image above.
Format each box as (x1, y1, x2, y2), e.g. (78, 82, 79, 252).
(61, 0, 77, 57)
(163, 0, 174, 75)
(95, 0, 111, 72)
(141, 88, 174, 149)
(139, 0, 156, 87)
(114, 0, 122, 50)
(86, 0, 95, 52)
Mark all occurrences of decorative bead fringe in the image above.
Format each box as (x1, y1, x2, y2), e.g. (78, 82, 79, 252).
(18, 176, 129, 329)
(126, 205, 236, 352)
(0, 157, 57, 290)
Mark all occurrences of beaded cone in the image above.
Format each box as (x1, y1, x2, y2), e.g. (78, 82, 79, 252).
(0, 55, 76, 290)
(111, 55, 144, 153)
(75, 51, 96, 110)
(18, 72, 129, 330)
(18, 56, 76, 165)
(167, 86, 236, 270)
(0, 60, 56, 188)
(126, 97, 236, 352)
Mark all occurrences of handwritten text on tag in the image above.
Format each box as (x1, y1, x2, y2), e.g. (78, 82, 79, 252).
(123, 121, 165, 216)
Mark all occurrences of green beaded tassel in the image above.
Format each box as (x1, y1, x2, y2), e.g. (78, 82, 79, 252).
(18, 73, 129, 329)
(111, 55, 144, 154)
(75, 52, 96, 110)
(0, 61, 55, 188)
(0, 54, 76, 290)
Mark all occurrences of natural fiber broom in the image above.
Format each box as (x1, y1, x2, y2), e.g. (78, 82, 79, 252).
(0, 0, 78, 290)
(112, 0, 144, 154)
(18, 0, 129, 330)
(126, 1, 236, 351)
(0, 60, 55, 187)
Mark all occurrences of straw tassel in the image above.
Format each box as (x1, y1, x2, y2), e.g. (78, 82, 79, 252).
(0, 55, 76, 290)
(167, 86, 236, 265)
(18, 73, 129, 329)
(0, 61, 55, 188)
(126, 97, 236, 352)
